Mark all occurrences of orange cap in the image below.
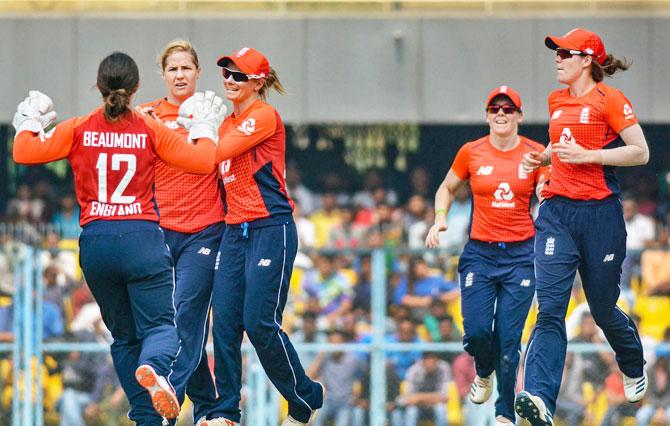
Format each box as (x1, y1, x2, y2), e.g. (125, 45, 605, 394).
(216, 47, 270, 79)
(486, 86, 522, 111)
(545, 28, 607, 65)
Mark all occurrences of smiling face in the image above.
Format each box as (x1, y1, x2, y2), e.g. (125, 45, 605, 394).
(486, 95, 522, 138)
(222, 62, 264, 107)
(162, 50, 200, 104)
(555, 49, 592, 85)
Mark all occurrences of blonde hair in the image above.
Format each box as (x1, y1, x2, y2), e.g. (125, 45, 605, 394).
(157, 39, 200, 71)
(258, 68, 287, 101)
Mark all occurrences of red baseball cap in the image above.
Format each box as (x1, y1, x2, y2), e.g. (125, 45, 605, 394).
(545, 28, 607, 65)
(486, 85, 522, 111)
(216, 47, 270, 79)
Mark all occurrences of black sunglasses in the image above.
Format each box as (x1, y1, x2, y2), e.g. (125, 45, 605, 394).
(487, 104, 518, 115)
(222, 67, 249, 82)
(556, 48, 586, 60)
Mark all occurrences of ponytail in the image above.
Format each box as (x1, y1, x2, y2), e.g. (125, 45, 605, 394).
(97, 52, 139, 121)
(591, 54, 631, 82)
(258, 67, 287, 101)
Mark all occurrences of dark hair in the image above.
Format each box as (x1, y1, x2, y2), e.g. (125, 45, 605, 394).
(97, 52, 139, 121)
(591, 54, 631, 82)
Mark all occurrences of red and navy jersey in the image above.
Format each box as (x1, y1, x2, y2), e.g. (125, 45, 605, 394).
(140, 98, 225, 233)
(544, 82, 638, 200)
(215, 100, 294, 225)
(13, 108, 216, 226)
(451, 136, 548, 243)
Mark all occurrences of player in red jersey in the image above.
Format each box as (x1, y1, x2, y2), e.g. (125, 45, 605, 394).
(426, 86, 547, 426)
(198, 47, 323, 426)
(515, 29, 650, 426)
(12, 52, 224, 425)
(139, 39, 224, 426)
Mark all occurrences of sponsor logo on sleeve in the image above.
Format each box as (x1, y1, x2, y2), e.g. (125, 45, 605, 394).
(237, 118, 256, 136)
(623, 104, 634, 120)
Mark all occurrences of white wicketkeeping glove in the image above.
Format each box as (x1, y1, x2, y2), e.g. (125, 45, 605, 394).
(176, 90, 226, 143)
(12, 91, 58, 140)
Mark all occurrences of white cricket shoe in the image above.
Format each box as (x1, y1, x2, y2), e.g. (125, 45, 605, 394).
(623, 371, 648, 402)
(514, 391, 553, 426)
(469, 372, 494, 404)
(281, 382, 325, 426)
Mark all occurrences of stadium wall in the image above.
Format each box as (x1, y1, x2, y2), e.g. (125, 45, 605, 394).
(2, 16, 667, 123)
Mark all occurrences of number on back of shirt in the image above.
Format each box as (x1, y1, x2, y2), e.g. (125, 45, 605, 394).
(95, 153, 137, 203)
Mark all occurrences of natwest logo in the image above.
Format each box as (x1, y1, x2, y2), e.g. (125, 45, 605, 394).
(492, 182, 515, 208)
(559, 127, 575, 144)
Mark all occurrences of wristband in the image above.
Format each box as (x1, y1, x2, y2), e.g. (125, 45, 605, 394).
(435, 209, 447, 215)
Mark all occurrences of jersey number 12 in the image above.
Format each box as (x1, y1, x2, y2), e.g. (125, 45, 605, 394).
(95, 153, 137, 204)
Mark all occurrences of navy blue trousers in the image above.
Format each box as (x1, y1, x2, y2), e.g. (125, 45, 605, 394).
(523, 196, 645, 414)
(459, 238, 535, 421)
(163, 222, 224, 424)
(208, 219, 323, 423)
(79, 220, 179, 426)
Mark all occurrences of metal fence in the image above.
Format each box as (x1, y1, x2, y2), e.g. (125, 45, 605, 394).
(4, 242, 627, 426)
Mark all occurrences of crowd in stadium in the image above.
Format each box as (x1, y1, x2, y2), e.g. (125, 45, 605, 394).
(1, 161, 670, 425)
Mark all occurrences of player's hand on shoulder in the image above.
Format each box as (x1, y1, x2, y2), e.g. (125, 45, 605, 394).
(12, 90, 57, 140)
(177, 90, 227, 144)
(136, 105, 163, 124)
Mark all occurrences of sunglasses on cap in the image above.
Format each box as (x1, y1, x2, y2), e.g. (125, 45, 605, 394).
(486, 104, 519, 115)
(556, 48, 586, 60)
(222, 67, 249, 82)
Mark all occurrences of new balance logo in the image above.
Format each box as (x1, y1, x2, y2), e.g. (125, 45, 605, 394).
(551, 110, 562, 120)
(476, 166, 493, 175)
(603, 253, 615, 262)
(520, 279, 531, 287)
(545, 237, 555, 256)
(197, 247, 211, 255)
(258, 259, 272, 267)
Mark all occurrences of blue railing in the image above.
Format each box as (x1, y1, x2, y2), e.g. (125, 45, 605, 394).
(5, 244, 628, 426)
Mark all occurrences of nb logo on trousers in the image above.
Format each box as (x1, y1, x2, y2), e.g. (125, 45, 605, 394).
(258, 259, 272, 267)
(603, 253, 615, 262)
(197, 247, 211, 255)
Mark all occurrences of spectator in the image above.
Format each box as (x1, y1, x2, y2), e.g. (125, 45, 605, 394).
(621, 197, 655, 305)
(635, 354, 670, 426)
(5, 183, 45, 223)
(57, 331, 108, 426)
(286, 162, 317, 215)
(310, 192, 341, 248)
(408, 166, 433, 201)
(397, 352, 450, 426)
(309, 329, 365, 426)
(403, 194, 428, 242)
(369, 201, 403, 247)
(40, 232, 78, 281)
(292, 311, 328, 371)
(303, 254, 354, 324)
(352, 361, 402, 426)
(351, 255, 372, 315)
(50, 192, 81, 239)
(393, 256, 459, 312)
(329, 204, 365, 249)
(554, 312, 608, 425)
(386, 318, 422, 380)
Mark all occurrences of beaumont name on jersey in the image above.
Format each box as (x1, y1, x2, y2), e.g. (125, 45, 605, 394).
(82, 131, 148, 149)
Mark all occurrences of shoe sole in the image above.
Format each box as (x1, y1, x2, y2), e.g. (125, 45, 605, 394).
(515, 392, 553, 426)
(135, 364, 180, 419)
